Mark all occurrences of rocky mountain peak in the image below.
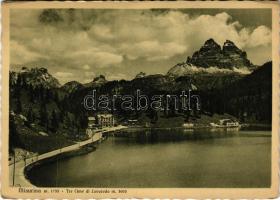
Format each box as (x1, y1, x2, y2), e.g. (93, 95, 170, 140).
(203, 38, 221, 49)
(188, 39, 223, 68)
(223, 39, 235, 47)
(168, 38, 256, 77)
(197, 38, 222, 55)
(222, 40, 243, 55)
(191, 38, 254, 69)
(11, 67, 60, 88)
(83, 75, 107, 88)
(135, 72, 146, 79)
(93, 75, 107, 84)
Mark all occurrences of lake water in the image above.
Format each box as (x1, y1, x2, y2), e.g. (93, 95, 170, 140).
(27, 128, 271, 188)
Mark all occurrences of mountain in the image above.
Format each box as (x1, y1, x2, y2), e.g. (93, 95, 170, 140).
(8, 36, 272, 156)
(83, 75, 107, 88)
(167, 39, 255, 77)
(174, 73, 242, 91)
(8, 60, 272, 155)
(9, 67, 89, 154)
(206, 61, 272, 123)
(10, 67, 60, 89)
(61, 81, 83, 93)
(135, 72, 146, 79)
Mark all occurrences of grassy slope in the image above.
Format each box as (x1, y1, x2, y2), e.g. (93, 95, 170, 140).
(12, 114, 75, 154)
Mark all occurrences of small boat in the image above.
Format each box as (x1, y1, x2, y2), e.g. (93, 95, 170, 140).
(210, 119, 240, 128)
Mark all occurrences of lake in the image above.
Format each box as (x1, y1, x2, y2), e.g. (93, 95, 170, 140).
(27, 128, 271, 188)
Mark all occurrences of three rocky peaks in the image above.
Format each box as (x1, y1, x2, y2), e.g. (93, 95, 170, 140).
(167, 38, 256, 77)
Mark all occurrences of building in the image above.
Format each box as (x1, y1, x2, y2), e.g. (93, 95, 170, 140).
(86, 114, 115, 137)
(87, 114, 115, 129)
(86, 116, 99, 137)
(96, 114, 115, 127)
(218, 119, 239, 127)
(88, 116, 97, 128)
(127, 119, 138, 126)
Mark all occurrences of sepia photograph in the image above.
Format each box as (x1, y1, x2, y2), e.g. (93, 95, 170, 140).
(1, 1, 279, 198)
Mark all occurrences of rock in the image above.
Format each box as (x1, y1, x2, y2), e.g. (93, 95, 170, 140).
(11, 67, 61, 89)
(61, 81, 83, 93)
(191, 83, 197, 91)
(221, 40, 253, 69)
(187, 39, 253, 70)
(92, 75, 107, 84)
(38, 131, 48, 136)
(167, 38, 256, 77)
(19, 114, 27, 122)
(135, 72, 146, 79)
(188, 38, 224, 68)
(83, 75, 108, 88)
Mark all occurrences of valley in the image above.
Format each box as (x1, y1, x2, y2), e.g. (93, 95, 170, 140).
(9, 38, 272, 156)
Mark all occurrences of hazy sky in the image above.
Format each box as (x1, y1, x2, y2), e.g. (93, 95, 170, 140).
(10, 9, 272, 84)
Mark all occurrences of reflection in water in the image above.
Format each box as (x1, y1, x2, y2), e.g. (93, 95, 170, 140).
(27, 129, 271, 188)
(112, 128, 242, 144)
(210, 127, 241, 132)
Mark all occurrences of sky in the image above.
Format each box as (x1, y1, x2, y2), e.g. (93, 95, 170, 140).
(10, 9, 272, 84)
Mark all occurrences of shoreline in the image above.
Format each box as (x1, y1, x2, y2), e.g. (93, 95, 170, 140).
(11, 124, 271, 187)
(21, 127, 271, 188)
(24, 143, 98, 185)
(123, 123, 272, 130)
(9, 125, 127, 187)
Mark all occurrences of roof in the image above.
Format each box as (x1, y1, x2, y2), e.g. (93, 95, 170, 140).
(97, 114, 113, 118)
(88, 117, 96, 120)
(219, 119, 233, 122)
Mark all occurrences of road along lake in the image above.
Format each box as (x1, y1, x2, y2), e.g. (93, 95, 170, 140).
(26, 128, 271, 188)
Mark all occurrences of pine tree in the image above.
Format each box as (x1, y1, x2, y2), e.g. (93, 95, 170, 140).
(59, 109, 66, 124)
(46, 90, 53, 103)
(16, 74, 22, 88)
(64, 113, 72, 129)
(25, 107, 34, 128)
(71, 117, 76, 136)
(54, 91, 59, 103)
(29, 85, 35, 103)
(27, 107, 34, 123)
(15, 99, 22, 114)
(51, 110, 59, 133)
(39, 104, 49, 132)
(78, 113, 88, 129)
(9, 114, 22, 152)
